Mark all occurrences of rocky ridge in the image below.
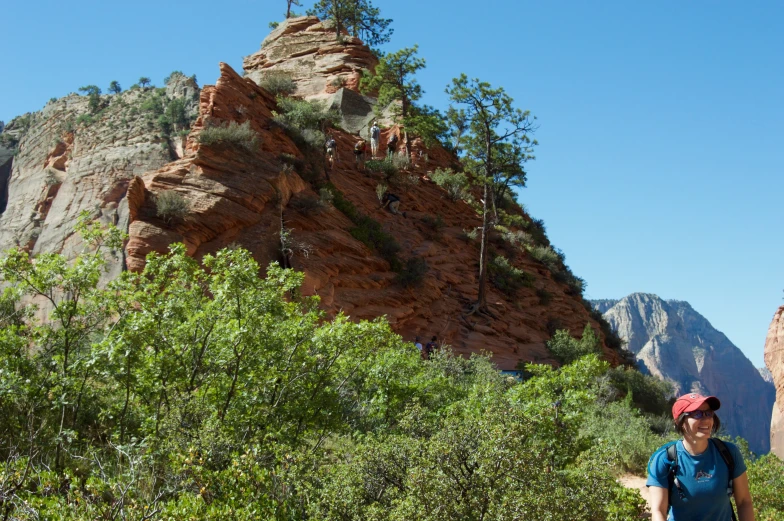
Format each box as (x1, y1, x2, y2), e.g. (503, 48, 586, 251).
(0, 75, 199, 280)
(593, 293, 776, 453)
(764, 306, 784, 458)
(2, 18, 625, 372)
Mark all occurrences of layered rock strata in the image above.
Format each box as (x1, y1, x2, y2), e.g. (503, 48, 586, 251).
(594, 293, 776, 454)
(243, 16, 378, 100)
(764, 306, 784, 458)
(124, 60, 623, 371)
(0, 79, 199, 279)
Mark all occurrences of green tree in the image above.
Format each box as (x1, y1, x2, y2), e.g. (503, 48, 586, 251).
(138, 76, 151, 88)
(78, 84, 103, 114)
(308, 0, 393, 47)
(360, 46, 447, 154)
(286, 0, 301, 18)
(108, 80, 122, 94)
(446, 74, 537, 313)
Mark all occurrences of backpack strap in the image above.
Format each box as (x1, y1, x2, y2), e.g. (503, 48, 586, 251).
(710, 439, 738, 521)
(666, 443, 685, 504)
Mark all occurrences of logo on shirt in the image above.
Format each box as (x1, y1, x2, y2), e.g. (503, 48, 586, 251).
(695, 470, 713, 482)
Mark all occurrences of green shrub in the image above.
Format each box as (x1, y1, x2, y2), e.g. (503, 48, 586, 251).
(260, 72, 296, 96)
(546, 324, 601, 365)
(279, 152, 305, 171)
(155, 190, 189, 223)
(528, 244, 560, 271)
(489, 255, 532, 296)
(607, 365, 673, 416)
(430, 167, 469, 201)
(375, 183, 387, 202)
(537, 288, 552, 305)
(290, 193, 326, 215)
(747, 453, 784, 519)
(318, 187, 334, 206)
(365, 157, 399, 179)
(395, 256, 428, 287)
(528, 217, 550, 246)
(330, 186, 402, 271)
(273, 97, 340, 134)
(198, 121, 260, 151)
(420, 214, 445, 241)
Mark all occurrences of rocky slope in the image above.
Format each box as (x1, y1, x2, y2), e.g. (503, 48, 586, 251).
(764, 306, 784, 458)
(593, 293, 776, 454)
(1, 17, 625, 372)
(0, 74, 199, 280)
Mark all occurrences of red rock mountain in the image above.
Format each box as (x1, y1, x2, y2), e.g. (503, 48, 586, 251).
(765, 306, 784, 458)
(1, 17, 624, 371)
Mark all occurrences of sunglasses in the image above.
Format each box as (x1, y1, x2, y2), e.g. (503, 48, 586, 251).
(688, 410, 715, 420)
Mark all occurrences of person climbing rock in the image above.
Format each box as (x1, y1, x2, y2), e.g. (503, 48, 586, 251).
(387, 132, 399, 157)
(381, 192, 405, 217)
(354, 138, 367, 165)
(370, 121, 380, 158)
(325, 132, 337, 169)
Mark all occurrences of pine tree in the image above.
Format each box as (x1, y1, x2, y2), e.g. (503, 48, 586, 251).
(446, 74, 537, 314)
(308, 0, 392, 47)
(108, 81, 122, 94)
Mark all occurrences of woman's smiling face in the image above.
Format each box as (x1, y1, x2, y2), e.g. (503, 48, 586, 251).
(683, 403, 714, 440)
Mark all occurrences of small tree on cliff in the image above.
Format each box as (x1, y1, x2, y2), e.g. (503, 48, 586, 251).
(108, 81, 122, 94)
(138, 77, 151, 88)
(308, 0, 393, 47)
(78, 85, 103, 114)
(360, 46, 448, 154)
(286, 0, 301, 18)
(446, 74, 537, 315)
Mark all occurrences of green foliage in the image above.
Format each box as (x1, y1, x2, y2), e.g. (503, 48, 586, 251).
(365, 157, 398, 178)
(489, 255, 532, 295)
(395, 256, 428, 287)
(419, 214, 444, 241)
(163, 70, 185, 85)
(547, 324, 601, 365)
(78, 84, 103, 114)
(528, 244, 560, 271)
(330, 186, 402, 271)
(259, 72, 296, 96)
(430, 167, 469, 201)
(138, 76, 151, 88)
(198, 121, 260, 151)
(108, 80, 122, 94)
(746, 453, 784, 520)
(308, 0, 393, 47)
(155, 190, 189, 223)
(273, 97, 340, 134)
(606, 365, 673, 416)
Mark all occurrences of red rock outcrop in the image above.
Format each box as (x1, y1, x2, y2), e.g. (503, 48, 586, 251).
(243, 16, 378, 100)
(765, 306, 784, 458)
(125, 61, 623, 371)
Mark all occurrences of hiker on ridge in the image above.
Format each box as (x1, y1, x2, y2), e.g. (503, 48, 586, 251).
(325, 132, 337, 169)
(387, 132, 399, 157)
(646, 393, 754, 521)
(381, 191, 405, 217)
(354, 137, 367, 165)
(370, 121, 380, 158)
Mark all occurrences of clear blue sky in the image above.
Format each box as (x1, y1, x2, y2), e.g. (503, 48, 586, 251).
(2, 1, 781, 367)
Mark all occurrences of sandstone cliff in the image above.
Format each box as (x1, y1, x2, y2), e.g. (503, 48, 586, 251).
(0, 75, 200, 280)
(594, 293, 776, 454)
(1, 18, 626, 373)
(764, 306, 784, 458)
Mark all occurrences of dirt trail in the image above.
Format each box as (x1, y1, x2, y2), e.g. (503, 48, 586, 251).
(618, 474, 652, 518)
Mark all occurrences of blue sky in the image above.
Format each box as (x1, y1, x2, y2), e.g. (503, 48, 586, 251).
(2, 1, 781, 367)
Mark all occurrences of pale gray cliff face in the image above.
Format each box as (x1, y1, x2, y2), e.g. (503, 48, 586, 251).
(591, 293, 776, 454)
(0, 78, 199, 279)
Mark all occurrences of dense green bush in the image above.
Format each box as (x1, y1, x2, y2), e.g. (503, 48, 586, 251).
(365, 157, 399, 179)
(489, 255, 532, 296)
(607, 365, 673, 416)
(430, 167, 469, 201)
(746, 453, 784, 520)
(395, 256, 428, 287)
(156, 189, 189, 223)
(198, 120, 260, 151)
(528, 244, 560, 271)
(260, 72, 296, 96)
(546, 324, 601, 365)
(273, 97, 340, 136)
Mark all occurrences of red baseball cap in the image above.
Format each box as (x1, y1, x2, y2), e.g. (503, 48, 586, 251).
(672, 393, 721, 419)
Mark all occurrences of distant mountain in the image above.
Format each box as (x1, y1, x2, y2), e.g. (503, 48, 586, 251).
(590, 293, 776, 454)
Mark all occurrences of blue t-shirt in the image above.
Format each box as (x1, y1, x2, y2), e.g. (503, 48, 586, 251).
(646, 439, 746, 521)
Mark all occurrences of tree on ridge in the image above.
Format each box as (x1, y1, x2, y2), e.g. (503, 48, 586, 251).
(446, 74, 537, 315)
(308, 0, 393, 47)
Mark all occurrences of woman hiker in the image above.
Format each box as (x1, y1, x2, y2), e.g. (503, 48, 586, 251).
(646, 393, 754, 521)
